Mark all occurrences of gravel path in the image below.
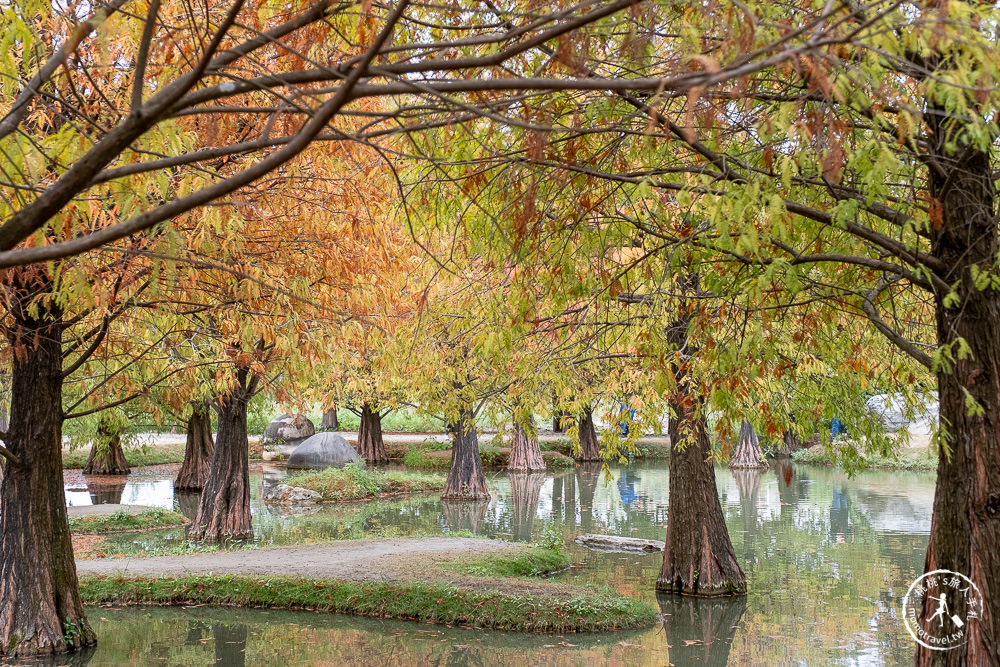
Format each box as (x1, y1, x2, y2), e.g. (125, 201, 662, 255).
(67, 504, 160, 518)
(76, 537, 518, 580)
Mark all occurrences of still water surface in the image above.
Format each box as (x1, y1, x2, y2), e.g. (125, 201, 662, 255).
(58, 461, 933, 665)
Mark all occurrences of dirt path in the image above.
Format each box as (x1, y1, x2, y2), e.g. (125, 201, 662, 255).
(76, 537, 516, 580)
(75, 537, 592, 598)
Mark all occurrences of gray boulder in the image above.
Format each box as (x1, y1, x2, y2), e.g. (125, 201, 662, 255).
(264, 414, 316, 443)
(287, 432, 361, 470)
(866, 393, 938, 433)
(262, 483, 321, 503)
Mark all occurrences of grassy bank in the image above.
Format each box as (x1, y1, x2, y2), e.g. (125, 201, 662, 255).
(402, 445, 574, 471)
(63, 438, 264, 469)
(791, 443, 937, 471)
(80, 574, 656, 633)
(284, 464, 445, 502)
(62, 443, 187, 469)
(448, 547, 570, 578)
(70, 508, 188, 534)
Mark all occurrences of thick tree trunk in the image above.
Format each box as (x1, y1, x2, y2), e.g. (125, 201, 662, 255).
(356, 403, 387, 464)
(914, 117, 1000, 666)
(174, 403, 215, 491)
(321, 406, 339, 430)
(574, 406, 601, 462)
(776, 428, 802, 457)
(509, 472, 545, 541)
(441, 406, 489, 501)
(0, 300, 94, 656)
(82, 419, 129, 475)
(658, 396, 746, 596)
(508, 416, 545, 472)
(192, 371, 253, 543)
(728, 420, 767, 470)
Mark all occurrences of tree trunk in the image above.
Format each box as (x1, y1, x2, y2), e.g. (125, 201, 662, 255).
(657, 408, 746, 596)
(321, 406, 339, 430)
(0, 299, 95, 656)
(192, 371, 253, 543)
(82, 424, 130, 475)
(174, 403, 215, 491)
(441, 406, 489, 501)
(508, 416, 545, 472)
(728, 420, 767, 470)
(574, 406, 601, 462)
(914, 110, 1000, 666)
(356, 403, 387, 464)
(776, 428, 802, 457)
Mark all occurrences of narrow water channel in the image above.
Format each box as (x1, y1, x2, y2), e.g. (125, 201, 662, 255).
(56, 460, 932, 665)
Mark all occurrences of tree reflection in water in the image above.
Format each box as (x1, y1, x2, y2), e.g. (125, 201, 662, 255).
(508, 472, 545, 541)
(657, 592, 746, 667)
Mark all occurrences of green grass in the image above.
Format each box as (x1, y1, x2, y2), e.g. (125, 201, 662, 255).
(79, 574, 657, 633)
(402, 448, 450, 469)
(791, 445, 937, 471)
(69, 508, 188, 534)
(86, 537, 259, 559)
(448, 547, 569, 578)
(284, 463, 446, 501)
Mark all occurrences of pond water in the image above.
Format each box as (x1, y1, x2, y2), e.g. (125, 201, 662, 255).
(56, 460, 933, 666)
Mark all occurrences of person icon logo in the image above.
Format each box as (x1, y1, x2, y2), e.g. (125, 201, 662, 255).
(901, 569, 984, 651)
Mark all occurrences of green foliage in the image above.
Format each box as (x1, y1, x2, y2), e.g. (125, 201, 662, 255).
(284, 463, 446, 502)
(62, 617, 78, 649)
(246, 395, 274, 436)
(536, 525, 566, 557)
(479, 445, 501, 467)
(68, 508, 188, 534)
(79, 575, 657, 633)
(421, 437, 452, 451)
(401, 448, 447, 469)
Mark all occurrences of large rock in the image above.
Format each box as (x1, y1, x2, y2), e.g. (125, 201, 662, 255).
(264, 414, 316, 443)
(262, 484, 321, 503)
(866, 393, 938, 433)
(287, 432, 361, 470)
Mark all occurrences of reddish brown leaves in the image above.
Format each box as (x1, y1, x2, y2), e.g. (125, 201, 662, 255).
(929, 197, 944, 229)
